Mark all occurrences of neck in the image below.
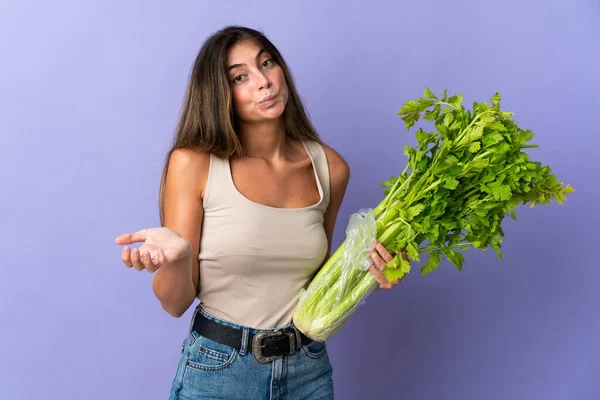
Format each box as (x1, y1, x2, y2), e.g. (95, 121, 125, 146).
(237, 118, 289, 160)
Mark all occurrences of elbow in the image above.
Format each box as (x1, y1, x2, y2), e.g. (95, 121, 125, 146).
(152, 280, 195, 318)
(159, 294, 195, 318)
(161, 302, 187, 318)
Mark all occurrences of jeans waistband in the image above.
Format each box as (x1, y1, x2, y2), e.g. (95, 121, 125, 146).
(196, 306, 295, 331)
(191, 304, 303, 357)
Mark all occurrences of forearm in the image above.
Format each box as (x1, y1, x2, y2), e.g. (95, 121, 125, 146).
(152, 253, 196, 318)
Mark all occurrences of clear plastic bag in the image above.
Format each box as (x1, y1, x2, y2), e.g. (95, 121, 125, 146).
(293, 208, 380, 342)
(335, 208, 378, 306)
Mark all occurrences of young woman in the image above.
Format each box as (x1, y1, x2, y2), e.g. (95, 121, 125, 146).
(115, 25, 403, 400)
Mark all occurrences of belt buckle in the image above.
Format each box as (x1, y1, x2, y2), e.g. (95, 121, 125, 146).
(252, 330, 296, 363)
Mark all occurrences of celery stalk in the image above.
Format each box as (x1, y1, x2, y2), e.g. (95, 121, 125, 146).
(293, 88, 573, 342)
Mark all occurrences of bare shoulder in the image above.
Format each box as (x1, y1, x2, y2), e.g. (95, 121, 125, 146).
(167, 148, 211, 198)
(162, 148, 211, 305)
(321, 142, 350, 188)
(319, 142, 351, 261)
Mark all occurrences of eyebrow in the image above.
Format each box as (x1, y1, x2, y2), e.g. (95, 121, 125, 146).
(227, 48, 268, 73)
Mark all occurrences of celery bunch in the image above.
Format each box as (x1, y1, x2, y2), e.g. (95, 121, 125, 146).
(292, 88, 574, 341)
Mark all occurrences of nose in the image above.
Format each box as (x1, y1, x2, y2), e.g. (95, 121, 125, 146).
(256, 71, 271, 90)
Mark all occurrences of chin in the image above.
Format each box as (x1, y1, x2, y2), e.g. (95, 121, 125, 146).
(255, 103, 286, 120)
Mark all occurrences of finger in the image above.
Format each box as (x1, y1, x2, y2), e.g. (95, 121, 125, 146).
(148, 250, 162, 273)
(148, 249, 166, 272)
(158, 248, 166, 267)
(147, 251, 160, 273)
(374, 240, 394, 263)
(140, 250, 157, 273)
(121, 246, 134, 268)
(369, 263, 392, 290)
(115, 229, 149, 245)
(369, 248, 387, 271)
(130, 247, 145, 271)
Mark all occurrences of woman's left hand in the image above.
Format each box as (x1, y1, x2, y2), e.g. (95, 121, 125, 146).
(368, 240, 408, 290)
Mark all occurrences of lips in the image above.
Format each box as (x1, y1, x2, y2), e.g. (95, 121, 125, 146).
(258, 94, 277, 104)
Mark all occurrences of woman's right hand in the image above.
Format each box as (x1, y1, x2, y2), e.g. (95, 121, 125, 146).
(114, 227, 192, 273)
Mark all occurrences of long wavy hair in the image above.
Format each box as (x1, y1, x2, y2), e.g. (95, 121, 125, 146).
(158, 25, 323, 226)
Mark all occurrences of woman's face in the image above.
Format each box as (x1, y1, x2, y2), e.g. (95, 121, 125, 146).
(227, 40, 288, 124)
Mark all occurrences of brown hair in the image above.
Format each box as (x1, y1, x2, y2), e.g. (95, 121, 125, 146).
(158, 25, 324, 226)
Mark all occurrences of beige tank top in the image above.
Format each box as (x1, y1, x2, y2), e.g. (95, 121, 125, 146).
(197, 138, 331, 329)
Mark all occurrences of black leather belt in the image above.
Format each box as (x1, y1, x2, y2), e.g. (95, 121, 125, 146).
(192, 312, 313, 363)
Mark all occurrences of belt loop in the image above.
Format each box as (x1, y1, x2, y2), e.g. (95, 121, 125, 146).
(292, 325, 302, 347)
(189, 304, 201, 333)
(239, 327, 250, 355)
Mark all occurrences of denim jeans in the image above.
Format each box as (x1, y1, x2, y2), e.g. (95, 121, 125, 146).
(169, 305, 334, 399)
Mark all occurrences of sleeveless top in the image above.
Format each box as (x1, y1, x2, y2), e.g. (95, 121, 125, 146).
(197, 138, 331, 329)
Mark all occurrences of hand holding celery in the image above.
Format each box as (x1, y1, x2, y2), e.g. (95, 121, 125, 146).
(292, 88, 574, 342)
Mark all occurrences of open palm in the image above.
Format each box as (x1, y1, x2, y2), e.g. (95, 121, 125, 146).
(114, 227, 192, 273)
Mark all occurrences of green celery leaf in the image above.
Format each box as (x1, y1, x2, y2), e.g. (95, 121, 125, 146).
(469, 141, 481, 153)
(489, 235, 503, 259)
(383, 264, 408, 282)
(416, 128, 428, 143)
(490, 184, 512, 201)
(400, 257, 412, 273)
(470, 125, 484, 141)
(443, 177, 459, 190)
(451, 93, 463, 109)
(444, 112, 454, 127)
(406, 242, 420, 261)
(424, 87, 437, 99)
(421, 252, 441, 276)
(407, 204, 426, 219)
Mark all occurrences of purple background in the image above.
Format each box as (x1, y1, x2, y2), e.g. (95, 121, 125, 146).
(1, 1, 598, 399)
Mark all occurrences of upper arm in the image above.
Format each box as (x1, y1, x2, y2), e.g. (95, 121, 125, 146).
(321, 144, 351, 261)
(162, 148, 210, 296)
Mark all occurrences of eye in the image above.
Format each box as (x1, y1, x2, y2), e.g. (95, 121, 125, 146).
(262, 58, 274, 68)
(232, 75, 245, 84)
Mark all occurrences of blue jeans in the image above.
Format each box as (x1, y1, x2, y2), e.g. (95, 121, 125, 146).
(169, 305, 334, 399)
